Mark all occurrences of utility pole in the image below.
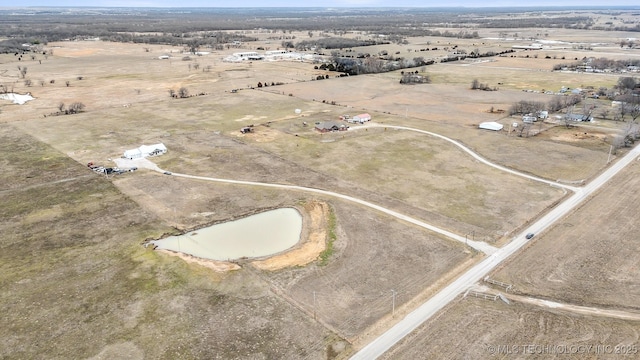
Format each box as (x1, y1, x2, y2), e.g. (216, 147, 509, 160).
(313, 291, 316, 320)
(608, 144, 613, 164)
(391, 290, 396, 316)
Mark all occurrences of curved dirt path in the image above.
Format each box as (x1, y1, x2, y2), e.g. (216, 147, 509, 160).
(165, 171, 498, 255)
(355, 124, 579, 192)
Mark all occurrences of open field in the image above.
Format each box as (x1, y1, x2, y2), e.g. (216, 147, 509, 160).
(0, 126, 339, 359)
(491, 160, 640, 310)
(374, 146, 640, 360)
(381, 297, 640, 360)
(1, 8, 640, 359)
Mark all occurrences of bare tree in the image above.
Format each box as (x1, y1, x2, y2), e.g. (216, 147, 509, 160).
(629, 104, 640, 124)
(509, 100, 545, 116)
(168, 89, 175, 98)
(178, 87, 189, 98)
(68, 102, 85, 114)
(617, 76, 637, 92)
(58, 102, 65, 113)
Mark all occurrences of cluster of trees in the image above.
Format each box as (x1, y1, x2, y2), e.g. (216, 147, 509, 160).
(552, 57, 640, 72)
(508, 94, 583, 116)
(2, 7, 638, 51)
(256, 81, 285, 87)
(168, 88, 189, 98)
(612, 77, 640, 147)
(400, 71, 431, 84)
(290, 38, 389, 51)
(326, 56, 434, 76)
(470, 79, 497, 91)
(613, 77, 640, 122)
(0, 39, 48, 55)
(54, 102, 85, 115)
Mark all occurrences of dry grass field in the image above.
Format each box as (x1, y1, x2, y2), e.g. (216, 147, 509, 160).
(491, 160, 640, 310)
(1, 12, 639, 359)
(381, 297, 640, 360)
(373, 142, 640, 360)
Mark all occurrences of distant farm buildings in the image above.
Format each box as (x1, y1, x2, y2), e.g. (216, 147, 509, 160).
(565, 113, 593, 122)
(223, 52, 265, 62)
(123, 143, 167, 160)
(223, 50, 317, 63)
(511, 43, 544, 50)
(315, 121, 348, 133)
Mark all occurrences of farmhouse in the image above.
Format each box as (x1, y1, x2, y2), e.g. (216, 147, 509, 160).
(123, 143, 167, 159)
(315, 121, 348, 133)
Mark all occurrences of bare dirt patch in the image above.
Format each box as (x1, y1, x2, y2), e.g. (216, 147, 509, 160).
(156, 249, 241, 272)
(252, 200, 328, 271)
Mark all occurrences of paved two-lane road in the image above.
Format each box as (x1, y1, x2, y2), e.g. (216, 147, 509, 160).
(350, 144, 640, 359)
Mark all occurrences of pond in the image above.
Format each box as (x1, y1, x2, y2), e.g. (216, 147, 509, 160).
(152, 208, 303, 261)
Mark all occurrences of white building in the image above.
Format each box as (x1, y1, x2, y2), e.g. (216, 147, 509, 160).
(223, 52, 264, 62)
(123, 143, 167, 160)
(351, 113, 372, 123)
(479, 122, 504, 131)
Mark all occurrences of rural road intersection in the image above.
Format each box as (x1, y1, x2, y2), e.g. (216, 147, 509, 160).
(130, 124, 640, 359)
(350, 138, 640, 359)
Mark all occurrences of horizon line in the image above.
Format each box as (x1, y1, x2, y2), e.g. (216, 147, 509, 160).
(2, 5, 640, 9)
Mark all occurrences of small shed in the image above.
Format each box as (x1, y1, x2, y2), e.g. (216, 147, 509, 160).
(478, 122, 504, 131)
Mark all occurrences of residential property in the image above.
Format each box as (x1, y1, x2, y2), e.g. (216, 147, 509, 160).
(315, 121, 348, 133)
(565, 113, 593, 122)
(123, 143, 167, 159)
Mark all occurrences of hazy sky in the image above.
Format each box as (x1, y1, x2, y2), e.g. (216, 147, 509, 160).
(7, 1, 640, 7)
